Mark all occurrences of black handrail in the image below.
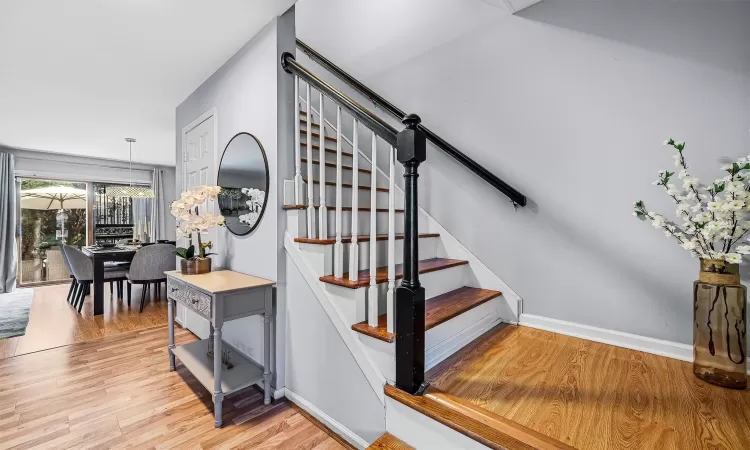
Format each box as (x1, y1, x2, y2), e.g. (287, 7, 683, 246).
(281, 52, 398, 147)
(296, 39, 527, 207)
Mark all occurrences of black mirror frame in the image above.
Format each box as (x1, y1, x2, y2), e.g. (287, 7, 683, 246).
(217, 132, 270, 237)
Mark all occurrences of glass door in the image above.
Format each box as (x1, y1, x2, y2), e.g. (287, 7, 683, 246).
(93, 183, 153, 244)
(19, 178, 87, 285)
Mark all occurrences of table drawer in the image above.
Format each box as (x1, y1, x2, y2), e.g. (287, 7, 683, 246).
(167, 277, 212, 319)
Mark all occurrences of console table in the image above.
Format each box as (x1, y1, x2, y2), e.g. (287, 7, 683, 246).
(165, 270, 275, 427)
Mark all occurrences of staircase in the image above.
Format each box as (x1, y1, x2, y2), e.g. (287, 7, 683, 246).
(281, 50, 530, 449)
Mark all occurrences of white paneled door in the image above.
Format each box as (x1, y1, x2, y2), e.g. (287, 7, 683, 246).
(179, 112, 216, 339)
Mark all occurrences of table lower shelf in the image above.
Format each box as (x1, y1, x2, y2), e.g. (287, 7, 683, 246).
(172, 339, 264, 397)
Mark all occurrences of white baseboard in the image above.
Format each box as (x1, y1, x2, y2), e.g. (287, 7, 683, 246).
(273, 388, 286, 400)
(520, 313, 750, 374)
(284, 388, 369, 449)
(519, 313, 693, 361)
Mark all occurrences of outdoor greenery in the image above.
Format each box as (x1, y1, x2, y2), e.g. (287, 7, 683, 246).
(20, 179, 86, 261)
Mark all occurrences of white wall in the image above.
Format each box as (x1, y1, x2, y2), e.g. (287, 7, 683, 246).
(297, 0, 750, 345)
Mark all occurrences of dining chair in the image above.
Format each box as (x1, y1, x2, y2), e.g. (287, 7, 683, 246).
(63, 245, 129, 313)
(126, 244, 176, 312)
(59, 245, 78, 304)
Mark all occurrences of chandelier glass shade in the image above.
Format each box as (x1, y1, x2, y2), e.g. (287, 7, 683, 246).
(105, 185, 154, 198)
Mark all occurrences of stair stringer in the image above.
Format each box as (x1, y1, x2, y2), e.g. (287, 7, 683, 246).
(284, 231, 387, 404)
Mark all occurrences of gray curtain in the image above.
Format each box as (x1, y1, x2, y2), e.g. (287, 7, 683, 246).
(151, 168, 167, 241)
(0, 153, 17, 293)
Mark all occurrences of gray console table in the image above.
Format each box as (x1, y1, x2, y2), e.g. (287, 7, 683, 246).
(165, 270, 275, 427)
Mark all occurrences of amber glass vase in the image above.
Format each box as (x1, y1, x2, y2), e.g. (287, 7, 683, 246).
(693, 259, 747, 389)
(180, 257, 212, 275)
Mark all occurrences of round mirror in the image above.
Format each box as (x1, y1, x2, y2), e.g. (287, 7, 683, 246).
(217, 133, 269, 236)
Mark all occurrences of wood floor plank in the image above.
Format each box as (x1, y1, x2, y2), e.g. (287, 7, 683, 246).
(0, 324, 349, 450)
(429, 325, 750, 450)
(1, 284, 170, 358)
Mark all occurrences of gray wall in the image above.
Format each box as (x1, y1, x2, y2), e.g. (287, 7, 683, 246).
(300, 0, 750, 345)
(176, 8, 387, 441)
(284, 253, 385, 444)
(176, 13, 291, 387)
(3, 145, 177, 237)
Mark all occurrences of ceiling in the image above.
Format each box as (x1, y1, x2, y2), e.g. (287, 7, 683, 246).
(0, 0, 295, 166)
(295, 0, 519, 83)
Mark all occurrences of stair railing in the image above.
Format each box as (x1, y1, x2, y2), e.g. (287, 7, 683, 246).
(283, 52, 427, 394)
(297, 39, 526, 208)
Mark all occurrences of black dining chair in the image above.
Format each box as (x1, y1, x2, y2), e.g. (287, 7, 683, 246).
(63, 245, 129, 313)
(126, 244, 176, 312)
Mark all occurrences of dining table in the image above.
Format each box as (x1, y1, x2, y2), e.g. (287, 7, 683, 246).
(81, 245, 139, 315)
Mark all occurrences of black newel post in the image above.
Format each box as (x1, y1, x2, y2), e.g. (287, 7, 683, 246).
(395, 114, 429, 395)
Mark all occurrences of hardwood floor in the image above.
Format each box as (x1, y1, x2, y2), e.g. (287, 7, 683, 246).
(427, 325, 750, 450)
(0, 326, 349, 449)
(367, 432, 414, 450)
(0, 283, 169, 359)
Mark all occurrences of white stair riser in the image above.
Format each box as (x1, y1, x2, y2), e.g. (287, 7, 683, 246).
(369, 264, 469, 323)
(300, 146, 373, 169)
(301, 236, 438, 276)
(322, 210, 407, 237)
(303, 209, 431, 240)
(386, 397, 487, 450)
(302, 163, 389, 190)
(310, 183, 394, 209)
(340, 237, 438, 273)
(324, 263, 468, 326)
(357, 298, 503, 382)
(301, 210, 404, 239)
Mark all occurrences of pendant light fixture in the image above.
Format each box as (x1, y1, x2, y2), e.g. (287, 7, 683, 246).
(106, 138, 154, 198)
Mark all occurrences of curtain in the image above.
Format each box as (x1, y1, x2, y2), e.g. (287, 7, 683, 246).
(0, 153, 17, 293)
(151, 168, 167, 241)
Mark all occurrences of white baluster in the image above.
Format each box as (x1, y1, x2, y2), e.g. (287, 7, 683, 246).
(348, 119, 360, 283)
(306, 84, 315, 238)
(368, 131, 378, 327)
(387, 145, 396, 333)
(293, 76, 303, 205)
(334, 106, 344, 278)
(318, 92, 328, 239)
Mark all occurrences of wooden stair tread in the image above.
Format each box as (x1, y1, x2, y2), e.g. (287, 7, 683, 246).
(283, 205, 404, 213)
(303, 178, 388, 193)
(320, 258, 468, 289)
(367, 432, 414, 450)
(352, 287, 501, 343)
(301, 157, 371, 174)
(301, 143, 354, 158)
(384, 385, 575, 450)
(295, 233, 440, 245)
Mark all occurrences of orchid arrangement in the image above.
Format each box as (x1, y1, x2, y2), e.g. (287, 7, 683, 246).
(238, 188, 265, 227)
(634, 139, 750, 265)
(171, 185, 225, 260)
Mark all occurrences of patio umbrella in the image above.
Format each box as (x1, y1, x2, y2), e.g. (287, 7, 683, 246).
(21, 186, 86, 244)
(20, 186, 87, 210)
